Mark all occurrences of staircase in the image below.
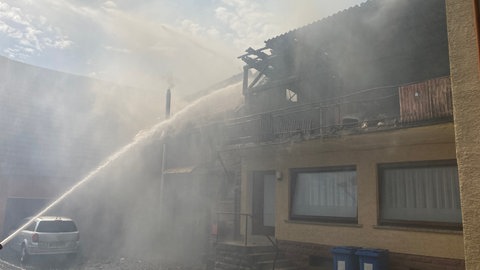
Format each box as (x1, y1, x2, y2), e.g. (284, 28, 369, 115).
(214, 242, 300, 270)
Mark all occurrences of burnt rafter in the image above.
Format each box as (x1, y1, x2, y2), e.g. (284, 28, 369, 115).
(239, 46, 281, 95)
(246, 47, 269, 60)
(240, 55, 273, 75)
(239, 48, 274, 74)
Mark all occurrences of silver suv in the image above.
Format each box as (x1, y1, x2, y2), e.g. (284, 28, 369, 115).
(10, 216, 80, 264)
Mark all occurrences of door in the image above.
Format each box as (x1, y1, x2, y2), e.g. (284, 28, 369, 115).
(252, 171, 276, 235)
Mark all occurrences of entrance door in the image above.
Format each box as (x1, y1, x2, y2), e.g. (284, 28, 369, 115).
(252, 171, 276, 235)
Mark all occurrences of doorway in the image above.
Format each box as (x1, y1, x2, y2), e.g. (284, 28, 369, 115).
(252, 171, 276, 236)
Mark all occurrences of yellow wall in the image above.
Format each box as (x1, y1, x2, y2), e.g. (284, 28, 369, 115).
(240, 123, 464, 259)
(446, 0, 480, 268)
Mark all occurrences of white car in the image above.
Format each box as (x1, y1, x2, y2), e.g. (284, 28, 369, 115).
(9, 216, 80, 265)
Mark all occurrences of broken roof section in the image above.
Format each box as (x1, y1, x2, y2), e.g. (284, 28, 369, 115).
(240, 0, 449, 99)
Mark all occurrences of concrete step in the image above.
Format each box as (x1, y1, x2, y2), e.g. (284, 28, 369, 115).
(214, 261, 252, 270)
(216, 243, 276, 254)
(215, 255, 250, 267)
(255, 259, 294, 270)
(214, 242, 300, 270)
(249, 252, 283, 263)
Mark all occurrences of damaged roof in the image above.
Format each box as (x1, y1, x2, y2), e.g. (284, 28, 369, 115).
(247, 0, 450, 94)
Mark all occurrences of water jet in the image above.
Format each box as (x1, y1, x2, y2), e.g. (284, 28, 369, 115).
(0, 82, 241, 251)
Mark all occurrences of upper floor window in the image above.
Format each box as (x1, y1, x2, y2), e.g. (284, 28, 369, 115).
(290, 166, 357, 223)
(379, 160, 462, 229)
(286, 89, 298, 102)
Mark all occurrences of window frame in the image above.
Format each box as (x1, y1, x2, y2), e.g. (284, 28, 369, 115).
(474, 0, 480, 71)
(378, 160, 462, 230)
(289, 166, 358, 224)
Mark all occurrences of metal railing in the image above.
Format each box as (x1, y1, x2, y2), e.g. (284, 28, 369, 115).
(215, 212, 252, 246)
(223, 77, 454, 145)
(214, 212, 280, 270)
(224, 93, 400, 145)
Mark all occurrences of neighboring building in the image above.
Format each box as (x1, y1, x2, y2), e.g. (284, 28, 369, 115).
(3, 0, 480, 269)
(0, 57, 166, 238)
(445, 1, 480, 269)
(217, 0, 466, 269)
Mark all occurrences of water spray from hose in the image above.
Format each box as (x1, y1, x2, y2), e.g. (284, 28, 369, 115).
(0, 82, 241, 250)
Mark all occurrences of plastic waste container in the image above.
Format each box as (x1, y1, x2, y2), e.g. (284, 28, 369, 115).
(331, 246, 360, 270)
(355, 249, 389, 270)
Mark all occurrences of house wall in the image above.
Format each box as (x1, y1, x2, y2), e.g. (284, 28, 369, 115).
(240, 123, 463, 263)
(0, 177, 8, 237)
(0, 178, 56, 238)
(446, 0, 480, 269)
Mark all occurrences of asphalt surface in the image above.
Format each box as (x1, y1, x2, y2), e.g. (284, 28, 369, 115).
(0, 246, 204, 269)
(0, 253, 198, 270)
(0, 258, 25, 270)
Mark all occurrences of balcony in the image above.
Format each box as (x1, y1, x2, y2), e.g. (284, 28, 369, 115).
(224, 77, 453, 145)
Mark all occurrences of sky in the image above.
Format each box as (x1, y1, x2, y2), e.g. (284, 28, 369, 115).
(0, 0, 367, 96)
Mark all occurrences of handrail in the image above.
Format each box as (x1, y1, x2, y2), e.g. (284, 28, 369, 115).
(216, 212, 279, 269)
(265, 234, 279, 270)
(215, 212, 253, 246)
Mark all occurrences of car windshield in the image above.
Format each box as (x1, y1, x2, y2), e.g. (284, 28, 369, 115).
(36, 220, 77, 233)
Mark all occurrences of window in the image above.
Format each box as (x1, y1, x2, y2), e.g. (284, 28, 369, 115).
(286, 89, 298, 102)
(36, 220, 78, 233)
(290, 166, 357, 223)
(379, 161, 462, 229)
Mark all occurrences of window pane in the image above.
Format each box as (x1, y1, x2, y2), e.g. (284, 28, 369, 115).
(380, 164, 461, 224)
(36, 220, 78, 232)
(263, 174, 276, 227)
(292, 169, 357, 219)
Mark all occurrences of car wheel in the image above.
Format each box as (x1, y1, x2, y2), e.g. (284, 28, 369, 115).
(20, 244, 29, 266)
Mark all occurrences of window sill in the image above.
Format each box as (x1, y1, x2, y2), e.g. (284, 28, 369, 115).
(373, 225, 463, 235)
(284, 219, 363, 228)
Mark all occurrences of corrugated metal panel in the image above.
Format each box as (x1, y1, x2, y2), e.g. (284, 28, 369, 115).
(399, 77, 452, 123)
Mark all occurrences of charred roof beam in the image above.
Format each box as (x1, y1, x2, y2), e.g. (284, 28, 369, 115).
(240, 46, 289, 99)
(239, 47, 274, 75)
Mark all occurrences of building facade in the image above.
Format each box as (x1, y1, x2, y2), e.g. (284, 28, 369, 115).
(220, 0, 468, 269)
(446, 0, 480, 269)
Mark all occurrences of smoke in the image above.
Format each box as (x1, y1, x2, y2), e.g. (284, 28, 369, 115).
(268, 0, 368, 31)
(1, 0, 377, 267)
(0, 0, 369, 97)
(46, 82, 243, 264)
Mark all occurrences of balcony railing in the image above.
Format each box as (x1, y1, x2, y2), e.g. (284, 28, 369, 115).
(224, 77, 453, 145)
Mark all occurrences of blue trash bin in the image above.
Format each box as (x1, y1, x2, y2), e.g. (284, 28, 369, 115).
(331, 246, 360, 270)
(354, 249, 389, 270)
